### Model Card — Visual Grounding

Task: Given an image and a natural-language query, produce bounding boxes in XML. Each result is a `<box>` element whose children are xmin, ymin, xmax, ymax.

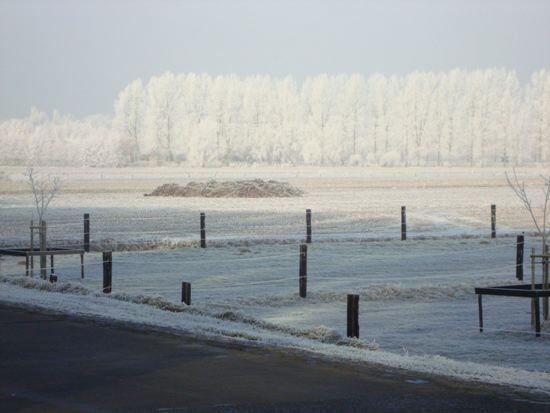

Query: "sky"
<box><xmin>0</xmin><ymin>0</ymin><xmax>549</xmax><ymax>120</ymax></box>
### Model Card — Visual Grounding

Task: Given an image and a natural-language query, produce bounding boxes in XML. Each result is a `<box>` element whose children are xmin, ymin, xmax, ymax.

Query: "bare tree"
<box><xmin>505</xmin><ymin>168</ymin><xmax>550</xmax><ymax>250</ymax></box>
<box><xmin>25</xmin><ymin>168</ymin><xmax>61</xmax><ymax>280</ymax></box>
<box><xmin>506</xmin><ymin>168</ymin><xmax>550</xmax><ymax>321</ymax></box>
<box><xmin>26</xmin><ymin>168</ymin><xmax>62</xmax><ymax>224</ymax></box>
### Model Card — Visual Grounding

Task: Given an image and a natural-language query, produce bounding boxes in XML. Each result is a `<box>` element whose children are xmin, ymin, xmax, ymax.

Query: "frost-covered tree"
<box><xmin>338</xmin><ymin>74</ymin><xmax>366</xmax><ymax>163</ymax></box>
<box><xmin>0</xmin><ymin>69</ymin><xmax>546</xmax><ymax>167</ymax></box>
<box><xmin>526</xmin><ymin>69</ymin><xmax>550</xmax><ymax>163</ymax></box>
<box><xmin>143</xmin><ymin>73</ymin><xmax>181</xmax><ymax>163</ymax></box>
<box><xmin>113</xmin><ymin>79</ymin><xmax>145</xmax><ymax>163</ymax></box>
<box><xmin>302</xmin><ymin>74</ymin><xmax>336</xmax><ymax>165</ymax></box>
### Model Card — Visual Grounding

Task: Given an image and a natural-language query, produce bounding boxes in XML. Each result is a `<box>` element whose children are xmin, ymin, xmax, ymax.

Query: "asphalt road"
<box><xmin>0</xmin><ymin>305</ymin><xmax>548</xmax><ymax>412</ymax></box>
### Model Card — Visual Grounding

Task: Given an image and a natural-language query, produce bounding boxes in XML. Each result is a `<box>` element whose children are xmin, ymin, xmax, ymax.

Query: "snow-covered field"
<box><xmin>1</xmin><ymin>166</ymin><xmax>550</xmax><ymax>395</ymax></box>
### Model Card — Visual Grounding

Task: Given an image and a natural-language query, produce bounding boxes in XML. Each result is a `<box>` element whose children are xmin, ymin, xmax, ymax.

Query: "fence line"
<box><xmin>4</xmin><ymin>234</ymin><xmax>532</xmax><ymax>248</ymax></box>
<box><xmin>0</xmin><ymin>259</ymin><xmax>521</xmax><ymax>287</ymax></box>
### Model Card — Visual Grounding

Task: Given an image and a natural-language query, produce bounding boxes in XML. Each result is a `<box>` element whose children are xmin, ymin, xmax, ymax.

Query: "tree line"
<box><xmin>0</xmin><ymin>69</ymin><xmax>548</xmax><ymax>167</ymax></box>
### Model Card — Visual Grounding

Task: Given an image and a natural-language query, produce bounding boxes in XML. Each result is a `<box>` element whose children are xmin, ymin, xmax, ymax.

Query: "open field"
<box><xmin>1</xmin><ymin>166</ymin><xmax>550</xmax><ymax>394</ymax></box>
<box><xmin>1</xmin><ymin>166</ymin><xmax>550</xmax><ymax>242</ymax></box>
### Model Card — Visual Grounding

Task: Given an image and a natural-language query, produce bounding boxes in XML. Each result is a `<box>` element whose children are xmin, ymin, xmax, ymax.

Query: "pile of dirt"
<box><xmin>145</xmin><ymin>179</ymin><xmax>304</xmax><ymax>198</ymax></box>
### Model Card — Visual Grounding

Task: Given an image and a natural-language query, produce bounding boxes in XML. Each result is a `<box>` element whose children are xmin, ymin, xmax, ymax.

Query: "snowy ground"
<box><xmin>1</xmin><ymin>166</ymin><xmax>550</xmax><ymax>394</ymax></box>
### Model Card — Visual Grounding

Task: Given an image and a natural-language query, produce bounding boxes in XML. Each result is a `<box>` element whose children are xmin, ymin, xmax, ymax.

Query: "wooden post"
<box><xmin>535</xmin><ymin>297</ymin><xmax>541</xmax><ymax>337</ymax></box>
<box><xmin>544</xmin><ymin>244</ymin><xmax>549</xmax><ymax>321</ymax></box>
<box><xmin>299</xmin><ymin>244</ymin><xmax>307</xmax><ymax>298</ymax></box>
<box><xmin>401</xmin><ymin>206</ymin><xmax>406</xmax><ymax>241</ymax></box>
<box><xmin>49</xmin><ymin>254</ymin><xmax>57</xmax><ymax>283</ymax></box>
<box><xmin>531</xmin><ymin>247</ymin><xmax>536</xmax><ymax>326</ymax></box>
<box><xmin>491</xmin><ymin>204</ymin><xmax>496</xmax><ymax>239</ymax></box>
<box><xmin>306</xmin><ymin>209</ymin><xmax>312</xmax><ymax>244</ymax></box>
<box><xmin>181</xmin><ymin>282</ymin><xmax>191</xmax><ymax>305</ymax></box>
<box><xmin>200</xmin><ymin>212</ymin><xmax>206</xmax><ymax>248</ymax></box>
<box><xmin>347</xmin><ymin>294</ymin><xmax>360</xmax><ymax>338</ymax></box>
<box><xmin>84</xmin><ymin>213</ymin><xmax>90</xmax><ymax>252</ymax></box>
<box><xmin>478</xmin><ymin>294</ymin><xmax>483</xmax><ymax>332</ymax></box>
<box><xmin>516</xmin><ymin>234</ymin><xmax>524</xmax><ymax>281</ymax></box>
<box><xmin>29</xmin><ymin>220</ymin><xmax>34</xmax><ymax>277</ymax></box>
<box><xmin>102</xmin><ymin>251</ymin><xmax>112</xmax><ymax>293</ymax></box>
<box><xmin>25</xmin><ymin>254</ymin><xmax>29</xmax><ymax>277</ymax></box>
<box><xmin>39</xmin><ymin>220</ymin><xmax>47</xmax><ymax>280</ymax></box>
<box><xmin>80</xmin><ymin>253</ymin><xmax>84</xmax><ymax>279</ymax></box>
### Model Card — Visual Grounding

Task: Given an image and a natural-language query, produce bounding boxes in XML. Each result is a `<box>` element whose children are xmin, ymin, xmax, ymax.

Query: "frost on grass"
<box><xmin>1</xmin><ymin>274</ymin><xmax>90</xmax><ymax>295</ymax></box>
<box><xmin>0</xmin><ymin>275</ymin><xmax>187</xmax><ymax>313</ymax></box>
<box><xmin>0</xmin><ymin>275</ymin><xmax>379</xmax><ymax>350</ymax></box>
<box><xmin>145</xmin><ymin>179</ymin><xmax>304</xmax><ymax>198</ymax></box>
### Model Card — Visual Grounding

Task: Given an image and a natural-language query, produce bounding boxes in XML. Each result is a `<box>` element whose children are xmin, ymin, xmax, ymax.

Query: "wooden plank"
<box><xmin>0</xmin><ymin>248</ymin><xmax>84</xmax><ymax>257</ymax></box>
<box><xmin>474</xmin><ymin>287</ymin><xmax>550</xmax><ymax>298</ymax></box>
<box><xmin>476</xmin><ymin>283</ymin><xmax>545</xmax><ymax>290</ymax></box>
<box><xmin>0</xmin><ymin>249</ymin><xmax>29</xmax><ymax>257</ymax></box>
<box><xmin>25</xmin><ymin>249</ymin><xmax>85</xmax><ymax>256</ymax></box>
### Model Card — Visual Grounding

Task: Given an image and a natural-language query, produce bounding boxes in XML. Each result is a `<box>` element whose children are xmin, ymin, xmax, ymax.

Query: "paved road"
<box><xmin>0</xmin><ymin>305</ymin><xmax>548</xmax><ymax>412</ymax></box>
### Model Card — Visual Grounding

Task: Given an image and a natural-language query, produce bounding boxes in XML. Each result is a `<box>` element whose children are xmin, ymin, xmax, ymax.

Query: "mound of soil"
<box><xmin>145</xmin><ymin>179</ymin><xmax>304</xmax><ymax>198</ymax></box>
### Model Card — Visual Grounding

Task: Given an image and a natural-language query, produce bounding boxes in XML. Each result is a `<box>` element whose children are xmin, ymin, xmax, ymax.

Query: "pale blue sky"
<box><xmin>1</xmin><ymin>0</ymin><xmax>549</xmax><ymax>119</ymax></box>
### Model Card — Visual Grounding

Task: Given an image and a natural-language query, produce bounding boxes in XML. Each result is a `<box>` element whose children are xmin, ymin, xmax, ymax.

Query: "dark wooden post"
<box><xmin>200</xmin><ymin>213</ymin><xmax>206</xmax><ymax>248</ymax></box>
<box><xmin>544</xmin><ymin>244</ymin><xmax>549</xmax><ymax>321</ymax></box>
<box><xmin>544</xmin><ymin>244</ymin><xmax>549</xmax><ymax>280</ymax></box>
<box><xmin>306</xmin><ymin>209</ymin><xmax>312</xmax><ymax>244</ymax></box>
<box><xmin>30</xmin><ymin>219</ymin><xmax>34</xmax><ymax>277</ymax></box>
<box><xmin>401</xmin><ymin>206</ymin><xmax>407</xmax><ymax>241</ymax></box>
<box><xmin>347</xmin><ymin>294</ymin><xmax>360</xmax><ymax>338</ymax></box>
<box><xmin>299</xmin><ymin>244</ymin><xmax>307</xmax><ymax>298</ymax></box>
<box><xmin>516</xmin><ymin>234</ymin><xmax>524</xmax><ymax>281</ymax></box>
<box><xmin>477</xmin><ymin>294</ymin><xmax>483</xmax><ymax>332</ymax></box>
<box><xmin>102</xmin><ymin>251</ymin><xmax>112</xmax><ymax>293</ymax></box>
<box><xmin>83</xmin><ymin>213</ymin><xmax>90</xmax><ymax>252</ymax></box>
<box><xmin>181</xmin><ymin>282</ymin><xmax>191</xmax><ymax>305</ymax></box>
<box><xmin>49</xmin><ymin>254</ymin><xmax>57</xmax><ymax>283</ymax></box>
<box><xmin>534</xmin><ymin>297</ymin><xmax>541</xmax><ymax>337</ymax></box>
<box><xmin>491</xmin><ymin>204</ymin><xmax>496</xmax><ymax>239</ymax></box>
<box><xmin>531</xmin><ymin>247</ymin><xmax>536</xmax><ymax>326</ymax></box>
<box><xmin>39</xmin><ymin>220</ymin><xmax>47</xmax><ymax>280</ymax></box>
<box><xmin>80</xmin><ymin>253</ymin><xmax>84</xmax><ymax>279</ymax></box>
